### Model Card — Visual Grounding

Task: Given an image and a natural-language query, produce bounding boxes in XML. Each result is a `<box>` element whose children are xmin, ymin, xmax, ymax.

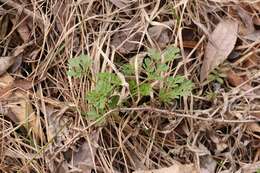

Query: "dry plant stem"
<box><xmin>77</xmin><ymin>107</ymin><xmax>260</xmax><ymax>136</ymax></box>
<box><xmin>0</xmin><ymin>0</ymin><xmax>46</xmax><ymax>25</ymax></box>
<box><xmin>118</xmin><ymin>107</ymin><xmax>259</xmax><ymax>123</ymax></box>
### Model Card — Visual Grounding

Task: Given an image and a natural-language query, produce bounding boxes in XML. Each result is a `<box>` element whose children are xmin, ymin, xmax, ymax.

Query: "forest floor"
<box><xmin>0</xmin><ymin>0</ymin><xmax>260</xmax><ymax>173</ymax></box>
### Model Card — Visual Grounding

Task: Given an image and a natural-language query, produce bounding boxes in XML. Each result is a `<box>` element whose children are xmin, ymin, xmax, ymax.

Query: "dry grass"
<box><xmin>0</xmin><ymin>0</ymin><xmax>260</xmax><ymax>172</ymax></box>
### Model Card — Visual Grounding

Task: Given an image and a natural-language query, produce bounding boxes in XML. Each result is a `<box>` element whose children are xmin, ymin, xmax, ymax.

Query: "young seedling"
<box><xmin>67</xmin><ymin>46</ymin><xmax>194</xmax><ymax>120</ymax></box>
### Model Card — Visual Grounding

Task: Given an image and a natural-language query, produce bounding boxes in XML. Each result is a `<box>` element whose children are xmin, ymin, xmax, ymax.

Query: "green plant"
<box><xmin>67</xmin><ymin>54</ymin><xmax>92</xmax><ymax>78</ymax></box>
<box><xmin>159</xmin><ymin>75</ymin><xmax>193</xmax><ymax>103</ymax></box>
<box><xmin>208</xmin><ymin>69</ymin><xmax>226</xmax><ymax>84</ymax></box>
<box><xmin>85</xmin><ymin>72</ymin><xmax>121</xmax><ymax>120</ymax></box>
<box><xmin>67</xmin><ymin>46</ymin><xmax>193</xmax><ymax>120</ymax></box>
<box><xmin>128</xmin><ymin>46</ymin><xmax>193</xmax><ymax>103</ymax></box>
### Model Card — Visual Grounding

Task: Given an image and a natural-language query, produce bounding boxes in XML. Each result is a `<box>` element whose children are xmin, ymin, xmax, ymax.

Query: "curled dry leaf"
<box><xmin>133</xmin><ymin>163</ymin><xmax>198</xmax><ymax>173</ymax></box>
<box><xmin>200</xmin><ymin>19</ymin><xmax>238</xmax><ymax>81</ymax></box>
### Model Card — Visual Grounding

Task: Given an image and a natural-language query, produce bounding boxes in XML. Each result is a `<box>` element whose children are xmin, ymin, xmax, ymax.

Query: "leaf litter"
<box><xmin>200</xmin><ymin>19</ymin><xmax>239</xmax><ymax>81</ymax></box>
<box><xmin>0</xmin><ymin>1</ymin><xmax>260</xmax><ymax>173</ymax></box>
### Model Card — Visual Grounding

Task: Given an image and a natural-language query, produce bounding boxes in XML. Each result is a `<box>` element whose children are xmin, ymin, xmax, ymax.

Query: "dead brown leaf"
<box><xmin>247</xmin><ymin>123</ymin><xmax>260</xmax><ymax>133</ymax></box>
<box><xmin>147</xmin><ymin>21</ymin><xmax>173</xmax><ymax>48</ymax></box>
<box><xmin>70</xmin><ymin>132</ymin><xmax>99</xmax><ymax>173</ymax></box>
<box><xmin>0</xmin><ymin>56</ymin><xmax>16</xmax><ymax>76</ymax></box>
<box><xmin>200</xmin><ymin>19</ymin><xmax>238</xmax><ymax>81</ymax></box>
<box><xmin>200</xmin><ymin>155</ymin><xmax>217</xmax><ymax>173</ymax></box>
<box><xmin>0</xmin><ymin>14</ymin><xmax>9</xmax><ymax>39</ymax></box>
<box><xmin>109</xmin><ymin>0</ymin><xmax>136</xmax><ymax>9</ymax></box>
<box><xmin>111</xmin><ymin>30</ymin><xmax>142</xmax><ymax>54</ymax></box>
<box><xmin>226</xmin><ymin>69</ymin><xmax>252</xmax><ymax>91</ymax></box>
<box><xmin>236</xmin><ymin>6</ymin><xmax>255</xmax><ymax>35</ymax></box>
<box><xmin>226</xmin><ymin>70</ymin><xmax>245</xmax><ymax>87</ymax></box>
<box><xmin>253</xmin><ymin>16</ymin><xmax>260</xmax><ymax>26</ymax></box>
<box><xmin>243</xmin><ymin>30</ymin><xmax>260</xmax><ymax>42</ymax></box>
<box><xmin>8</xmin><ymin>91</ymin><xmax>45</xmax><ymax>141</ymax></box>
<box><xmin>10</xmin><ymin>17</ymin><xmax>30</xmax><ymax>42</ymax></box>
<box><xmin>0</xmin><ymin>73</ymin><xmax>44</xmax><ymax>141</ymax></box>
<box><xmin>0</xmin><ymin>73</ymin><xmax>14</xmax><ymax>88</ymax></box>
<box><xmin>133</xmin><ymin>163</ymin><xmax>198</xmax><ymax>173</ymax></box>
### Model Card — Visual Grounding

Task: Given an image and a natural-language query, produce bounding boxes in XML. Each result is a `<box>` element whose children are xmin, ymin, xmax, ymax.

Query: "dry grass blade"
<box><xmin>133</xmin><ymin>163</ymin><xmax>197</xmax><ymax>173</ymax></box>
<box><xmin>200</xmin><ymin>19</ymin><xmax>238</xmax><ymax>81</ymax></box>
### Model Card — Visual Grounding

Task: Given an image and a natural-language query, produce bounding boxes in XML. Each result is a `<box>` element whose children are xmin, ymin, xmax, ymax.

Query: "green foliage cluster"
<box><xmin>67</xmin><ymin>54</ymin><xmax>92</xmax><ymax>78</ymax></box>
<box><xmin>67</xmin><ymin>46</ymin><xmax>193</xmax><ymax>120</ymax></box>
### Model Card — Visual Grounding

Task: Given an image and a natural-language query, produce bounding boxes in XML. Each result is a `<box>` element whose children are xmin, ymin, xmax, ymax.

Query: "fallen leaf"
<box><xmin>0</xmin><ymin>14</ymin><xmax>9</xmax><ymax>39</ymax></box>
<box><xmin>200</xmin><ymin>19</ymin><xmax>238</xmax><ymax>81</ymax></box>
<box><xmin>247</xmin><ymin>123</ymin><xmax>260</xmax><ymax>133</ymax></box>
<box><xmin>111</xmin><ymin>17</ymin><xmax>142</xmax><ymax>54</ymax></box>
<box><xmin>148</xmin><ymin>21</ymin><xmax>173</xmax><ymax>48</ymax></box>
<box><xmin>200</xmin><ymin>155</ymin><xmax>217</xmax><ymax>173</ymax></box>
<box><xmin>0</xmin><ymin>73</ymin><xmax>14</xmax><ymax>88</ymax></box>
<box><xmin>253</xmin><ymin>16</ymin><xmax>260</xmax><ymax>26</ymax></box>
<box><xmin>133</xmin><ymin>163</ymin><xmax>198</xmax><ymax>173</ymax></box>
<box><xmin>111</xmin><ymin>30</ymin><xmax>142</xmax><ymax>54</ymax></box>
<box><xmin>226</xmin><ymin>70</ymin><xmax>245</xmax><ymax>87</ymax></box>
<box><xmin>0</xmin><ymin>56</ymin><xmax>16</xmax><ymax>76</ymax></box>
<box><xmin>0</xmin><ymin>73</ymin><xmax>44</xmax><ymax>141</ymax></box>
<box><xmin>70</xmin><ymin>131</ymin><xmax>100</xmax><ymax>173</ymax></box>
<box><xmin>236</xmin><ymin>6</ymin><xmax>255</xmax><ymax>35</ymax></box>
<box><xmin>226</xmin><ymin>69</ymin><xmax>252</xmax><ymax>91</ymax></box>
<box><xmin>8</xmin><ymin>91</ymin><xmax>45</xmax><ymax>141</ymax></box>
<box><xmin>243</xmin><ymin>30</ymin><xmax>260</xmax><ymax>42</ymax></box>
<box><xmin>109</xmin><ymin>0</ymin><xmax>136</xmax><ymax>8</ymax></box>
<box><xmin>242</xmin><ymin>55</ymin><xmax>258</xmax><ymax>68</ymax></box>
<box><xmin>10</xmin><ymin>17</ymin><xmax>30</xmax><ymax>42</ymax></box>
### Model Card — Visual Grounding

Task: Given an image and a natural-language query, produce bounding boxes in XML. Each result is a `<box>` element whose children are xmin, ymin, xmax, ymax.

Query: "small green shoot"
<box><xmin>67</xmin><ymin>54</ymin><xmax>92</xmax><ymax>78</ymax></box>
<box><xmin>208</xmin><ymin>69</ymin><xmax>226</xmax><ymax>84</ymax></box>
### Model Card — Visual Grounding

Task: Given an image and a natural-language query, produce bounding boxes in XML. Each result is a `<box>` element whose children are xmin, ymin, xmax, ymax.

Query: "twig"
<box><xmin>118</xmin><ymin>107</ymin><xmax>260</xmax><ymax>123</ymax></box>
<box><xmin>80</xmin><ymin>107</ymin><xmax>260</xmax><ymax>131</ymax></box>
